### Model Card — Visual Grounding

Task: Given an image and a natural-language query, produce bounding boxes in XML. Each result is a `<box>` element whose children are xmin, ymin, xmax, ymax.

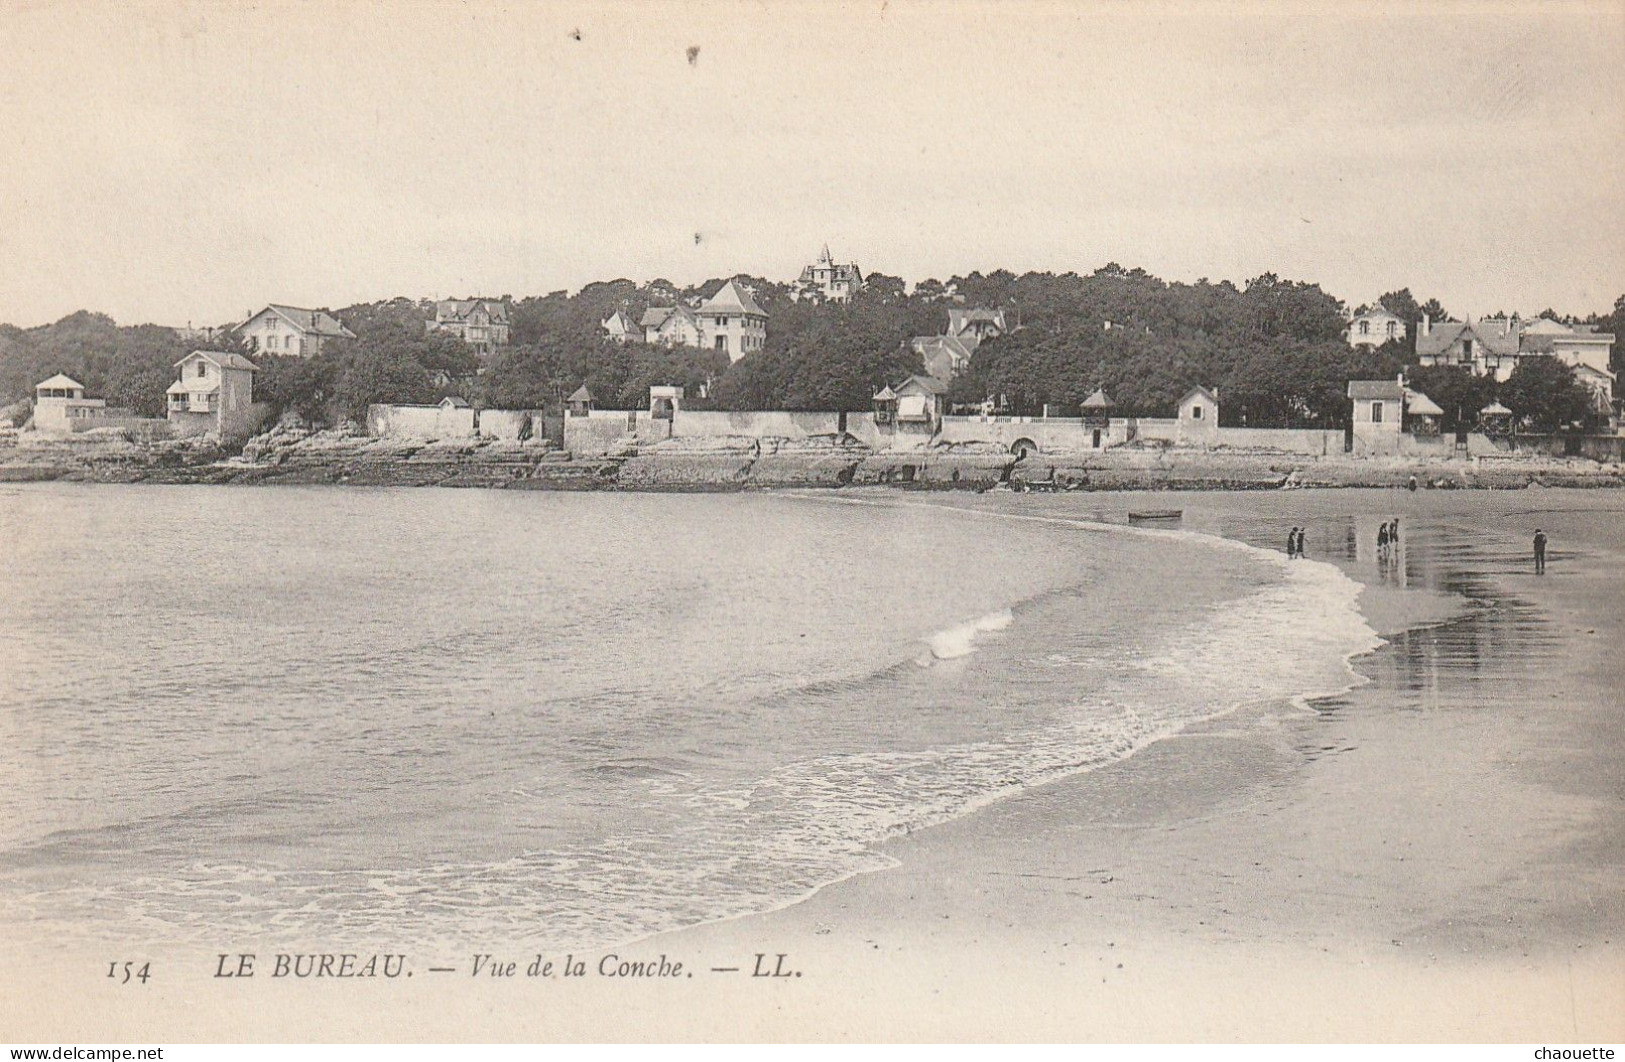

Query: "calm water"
<box><xmin>0</xmin><ymin>484</ymin><xmax>1377</xmax><ymax>953</ymax></box>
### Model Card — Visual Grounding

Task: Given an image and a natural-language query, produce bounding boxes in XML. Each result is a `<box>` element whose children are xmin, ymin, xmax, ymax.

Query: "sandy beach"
<box><xmin>616</xmin><ymin>489</ymin><xmax>1625</xmax><ymax>1041</ymax></box>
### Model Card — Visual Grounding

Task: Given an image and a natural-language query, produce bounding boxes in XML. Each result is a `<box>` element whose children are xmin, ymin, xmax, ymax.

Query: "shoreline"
<box><xmin>3</xmin><ymin>425</ymin><xmax>1625</xmax><ymax>492</ymax></box>
<box><xmin>618</xmin><ymin>489</ymin><xmax>1625</xmax><ymax>1040</ymax></box>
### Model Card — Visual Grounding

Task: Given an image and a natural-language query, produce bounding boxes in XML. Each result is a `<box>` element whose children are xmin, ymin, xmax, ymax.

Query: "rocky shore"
<box><xmin>3</xmin><ymin>423</ymin><xmax>1623</xmax><ymax>492</ymax></box>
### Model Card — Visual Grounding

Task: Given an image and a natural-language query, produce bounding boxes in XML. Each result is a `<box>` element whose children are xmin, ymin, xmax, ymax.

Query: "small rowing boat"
<box><xmin>1127</xmin><ymin>509</ymin><xmax>1182</xmax><ymax>523</ymax></box>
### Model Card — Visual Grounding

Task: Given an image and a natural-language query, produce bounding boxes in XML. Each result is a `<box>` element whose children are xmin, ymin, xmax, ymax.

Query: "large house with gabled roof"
<box><xmin>641</xmin><ymin>303</ymin><xmax>704</xmax><ymax>347</ymax></box>
<box><xmin>237</xmin><ymin>305</ymin><xmax>355</xmax><ymax>358</ymax></box>
<box><xmin>911</xmin><ymin>306</ymin><xmax>1011</xmax><ymax>382</ymax></box>
<box><xmin>640</xmin><ymin>279</ymin><xmax>768</xmax><ymax>362</ymax></box>
<box><xmin>1417</xmin><ymin>313</ymin><xmax>1616</xmax><ymax>404</ymax></box>
<box><xmin>428</xmin><ymin>298</ymin><xmax>510</xmax><ymax>353</ymax></box>
<box><xmin>698</xmin><ymin>279</ymin><xmax>767</xmax><ymax>361</ymax></box>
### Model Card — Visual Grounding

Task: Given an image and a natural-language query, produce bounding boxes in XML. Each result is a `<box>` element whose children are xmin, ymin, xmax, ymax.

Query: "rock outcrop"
<box><xmin>3</xmin><ymin>423</ymin><xmax>1622</xmax><ymax>493</ymax></box>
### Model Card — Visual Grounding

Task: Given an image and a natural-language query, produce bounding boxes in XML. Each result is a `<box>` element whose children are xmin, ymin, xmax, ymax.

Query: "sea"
<box><xmin>0</xmin><ymin>484</ymin><xmax>1380</xmax><ymax>955</ymax></box>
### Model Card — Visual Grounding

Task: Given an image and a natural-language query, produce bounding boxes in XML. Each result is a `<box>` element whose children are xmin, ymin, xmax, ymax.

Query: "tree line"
<box><xmin>3</xmin><ymin>270</ymin><xmax>1621</xmax><ymax>433</ymax></box>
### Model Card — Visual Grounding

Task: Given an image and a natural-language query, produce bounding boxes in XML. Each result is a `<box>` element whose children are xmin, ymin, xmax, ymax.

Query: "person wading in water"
<box><xmin>1534</xmin><ymin>529</ymin><xmax>1548</xmax><ymax>574</ymax></box>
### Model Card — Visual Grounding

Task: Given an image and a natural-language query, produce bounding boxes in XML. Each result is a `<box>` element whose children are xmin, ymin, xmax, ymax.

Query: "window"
<box><xmin>1191</xmin><ymin>405</ymin><xmax>1202</xmax><ymax>419</ymax></box>
<box><xmin>196</xmin><ymin>362</ymin><xmax>207</xmax><ymax>378</ymax></box>
<box><xmin>1358</xmin><ymin>321</ymin><xmax>1370</xmax><ymax>335</ymax></box>
<box><xmin>1371</xmin><ymin>401</ymin><xmax>1384</xmax><ymax>424</ymax></box>
<box><xmin>715</xmin><ymin>336</ymin><xmax>728</xmax><ymax>352</ymax></box>
<box><xmin>1386</xmin><ymin>321</ymin><xmax>1398</xmax><ymax>337</ymax></box>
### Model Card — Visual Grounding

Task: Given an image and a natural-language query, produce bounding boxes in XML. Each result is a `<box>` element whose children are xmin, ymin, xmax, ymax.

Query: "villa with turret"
<box><xmin>792</xmin><ymin>245</ymin><xmax>863</xmax><ymax>303</ymax></box>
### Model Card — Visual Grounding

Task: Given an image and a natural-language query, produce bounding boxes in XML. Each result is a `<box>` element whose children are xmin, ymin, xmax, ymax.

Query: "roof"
<box><xmin>438</xmin><ymin>395</ymin><xmax>471</xmax><ymax>409</ymax></box>
<box><xmin>1417</xmin><ymin>317</ymin><xmax>1520</xmax><ymax>359</ymax></box>
<box><xmin>35</xmin><ymin>373</ymin><xmax>85</xmax><ymax>391</ymax></box>
<box><xmin>436</xmin><ymin>299</ymin><xmax>509</xmax><ymax>324</ymax></box>
<box><xmin>872</xmin><ymin>385</ymin><xmax>898</xmax><ymax>401</ymax></box>
<box><xmin>911</xmin><ymin>334</ymin><xmax>975</xmax><ymax>366</ymax></box>
<box><xmin>1179</xmin><ymin>385</ymin><xmax>1218</xmax><ymax>406</ymax></box>
<box><xmin>1081</xmin><ymin>388</ymin><xmax>1115</xmax><ymax>409</ymax></box>
<box><xmin>602</xmin><ymin>311</ymin><xmax>637</xmax><ymax>331</ymax></box>
<box><xmin>1348</xmin><ymin>380</ymin><xmax>1405</xmax><ymax>401</ymax></box>
<box><xmin>249</xmin><ymin>305</ymin><xmax>356</xmax><ymax>339</ymax></box>
<box><xmin>175</xmin><ymin>350</ymin><xmax>260</xmax><ymax>372</ymax></box>
<box><xmin>1480</xmin><ymin>401</ymin><xmax>1513</xmax><ymax>415</ymax></box>
<box><xmin>642</xmin><ymin>304</ymin><xmax>698</xmax><ymax>332</ymax></box>
<box><xmin>701</xmin><ymin>279</ymin><xmax>767</xmax><ymax>317</ymax></box>
<box><xmin>1350</xmin><ymin>304</ymin><xmax>1404</xmax><ymax>322</ymax></box>
<box><xmin>568</xmin><ymin>384</ymin><xmax>594</xmax><ymax>403</ymax></box>
<box><xmin>1404</xmin><ymin>390</ymin><xmax>1445</xmax><ymax>416</ymax></box>
<box><xmin>946</xmin><ymin>308</ymin><xmax>1007</xmax><ymax>336</ymax></box>
<box><xmin>1519</xmin><ymin>330</ymin><xmax>1615</xmax><ymax>354</ymax></box>
<box><xmin>895</xmin><ymin>374</ymin><xmax>949</xmax><ymax>396</ymax></box>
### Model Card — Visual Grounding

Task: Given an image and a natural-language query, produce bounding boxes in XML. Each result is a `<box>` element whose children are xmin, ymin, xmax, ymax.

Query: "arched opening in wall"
<box><xmin>1011</xmin><ymin>438</ymin><xmax>1038</xmax><ymax>459</ymax></box>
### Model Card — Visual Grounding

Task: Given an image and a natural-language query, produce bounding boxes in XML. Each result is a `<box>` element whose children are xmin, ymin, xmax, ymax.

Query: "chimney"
<box><xmin>1421</xmin><ymin>313</ymin><xmax>1430</xmax><ymax>337</ymax></box>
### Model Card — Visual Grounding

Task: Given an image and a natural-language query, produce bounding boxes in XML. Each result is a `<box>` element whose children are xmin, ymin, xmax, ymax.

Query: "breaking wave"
<box><xmin>924</xmin><ymin>608</ymin><xmax>1014</xmax><ymax>661</ymax></box>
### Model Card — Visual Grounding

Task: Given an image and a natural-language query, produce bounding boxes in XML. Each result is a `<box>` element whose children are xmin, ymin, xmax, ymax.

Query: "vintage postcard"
<box><xmin>0</xmin><ymin>0</ymin><xmax>1621</xmax><ymax>1045</ymax></box>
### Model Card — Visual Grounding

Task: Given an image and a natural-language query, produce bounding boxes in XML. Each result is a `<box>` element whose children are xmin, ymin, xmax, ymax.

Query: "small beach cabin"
<box><xmin>1347</xmin><ymin>378</ymin><xmax>1405</xmax><ymax>455</ymax></box>
<box><xmin>567</xmin><ymin>384</ymin><xmax>594</xmax><ymax>417</ymax></box>
<box><xmin>1478</xmin><ymin>400</ymin><xmax>1513</xmax><ymax>437</ymax></box>
<box><xmin>1176</xmin><ymin>386</ymin><xmax>1219</xmax><ymax>447</ymax></box>
<box><xmin>1081</xmin><ymin>388</ymin><xmax>1114</xmax><ymax>449</ymax></box>
<box><xmin>1403</xmin><ymin>388</ymin><xmax>1444</xmax><ymax>437</ymax></box>
<box><xmin>33</xmin><ymin>374</ymin><xmax>108</xmax><ymax>433</ymax></box>
<box><xmin>872</xmin><ymin>385</ymin><xmax>898</xmax><ymax>426</ymax></box>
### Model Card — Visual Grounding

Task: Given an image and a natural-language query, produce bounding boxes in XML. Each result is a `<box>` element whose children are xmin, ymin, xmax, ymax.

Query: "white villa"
<box><xmin>32</xmin><ymin>374</ymin><xmax>108</xmax><ymax>433</ymax></box>
<box><xmin>238</xmin><ymin>305</ymin><xmax>355</xmax><ymax>358</ymax></box>
<box><xmin>640</xmin><ymin>279</ymin><xmax>768</xmax><ymax>362</ymax></box>
<box><xmin>793</xmin><ymin>245</ymin><xmax>864</xmax><ymax>303</ymax></box>
<box><xmin>167</xmin><ymin>350</ymin><xmax>260</xmax><ymax>436</ymax></box>
<box><xmin>601</xmin><ymin>310</ymin><xmax>640</xmax><ymax>344</ymax></box>
<box><xmin>1417</xmin><ymin>314</ymin><xmax>1616</xmax><ymax>404</ymax></box>
<box><xmin>1345</xmin><ymin>304</ymin><xmax>1407</xmax><ymax>348</ymax></box>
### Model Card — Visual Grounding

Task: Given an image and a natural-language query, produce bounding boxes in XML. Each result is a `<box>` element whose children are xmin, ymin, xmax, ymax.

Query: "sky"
<box><xmin>1</xmin><ymin>0</ymin><xmax>1622</xmax><ymax>328</ymax></box>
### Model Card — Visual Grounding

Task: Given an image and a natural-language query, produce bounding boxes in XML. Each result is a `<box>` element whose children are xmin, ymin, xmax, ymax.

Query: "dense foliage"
<box><xmin>2</xmin><ymin>269</ymin><xmax>1619</xmax><ymax>432</ymax></box>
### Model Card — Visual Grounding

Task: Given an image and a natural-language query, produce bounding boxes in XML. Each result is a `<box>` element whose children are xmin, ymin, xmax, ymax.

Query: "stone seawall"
<box><xmin>3</xmin><ymin>426</ymin><xmax>1623</xmax><ymax>492</ymax></box>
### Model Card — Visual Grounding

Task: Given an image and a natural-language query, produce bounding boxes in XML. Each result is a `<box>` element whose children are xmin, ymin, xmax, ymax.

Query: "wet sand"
<box><xmin>627</xmin><ymin>489</ymin><xmax>1625</xmax><ymax>1040</ymax></box>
